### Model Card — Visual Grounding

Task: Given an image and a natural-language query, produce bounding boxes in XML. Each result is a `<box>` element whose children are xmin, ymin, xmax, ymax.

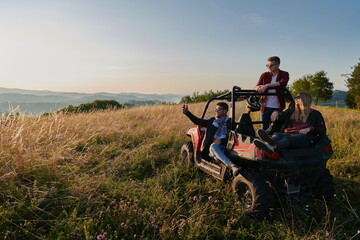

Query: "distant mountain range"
<box><xmin>317</xmin><ymin>90</ymin><xmax>347</xmax><ymax>108</ymax></box>
<box><xmin>0</xmin><ymin>87</ymin><xmax>183</xmax><ymax>114</ymax></box>
<box><xmin>0</xmin><ymin>87</ymin><xmax>348</xmax><ymax>115</ymax></box>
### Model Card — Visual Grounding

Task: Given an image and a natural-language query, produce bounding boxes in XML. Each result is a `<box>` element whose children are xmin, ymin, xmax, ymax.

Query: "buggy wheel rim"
<box><xmin>236</xmin><ymin>182</ymin><xmax>253</xmax><ymax>209</ymax></box>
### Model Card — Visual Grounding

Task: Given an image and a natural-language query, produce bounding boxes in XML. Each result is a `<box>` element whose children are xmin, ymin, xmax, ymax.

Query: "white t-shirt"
<box><xmin>265</xmin><ymin>75</ymin><xmax>280</xmax><ymax>109</ymax></box>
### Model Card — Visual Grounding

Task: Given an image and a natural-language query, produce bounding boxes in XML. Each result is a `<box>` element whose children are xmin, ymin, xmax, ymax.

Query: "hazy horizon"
<box><xmin>1</xmin><ymin>0</ymin><xmax>359</xmax><ymax>94</ymax></box>
<box><xmin>0</xmin><ymin>85</ymin><xmax>348</xmax><ymax>96</ymax></box>
<box><xmin>0</xmin><ymin>86</ymin><xmax>185</xmax><ymax>95</ymax></box>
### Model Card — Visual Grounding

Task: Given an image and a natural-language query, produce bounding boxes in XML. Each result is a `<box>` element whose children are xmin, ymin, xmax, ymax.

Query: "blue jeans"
<box><xmin>261</xmin><ymin>107</ymin><xmax>278</xmax><ymax>130</ymax></box>
<box><xmin>209</xmin><ymin>143</ymin><xmax>231</xmax><ymax>165</ymax></box>
<box><xmin>271</xmin><ymin>133</ymin><xmax>312</xmax><ymax>149</ymax></box>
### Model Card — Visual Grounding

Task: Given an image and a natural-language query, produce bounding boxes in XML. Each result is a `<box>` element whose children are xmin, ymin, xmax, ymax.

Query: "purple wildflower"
<box><xmin>120</xmin><ymin>222</ymin><xmax>126</xmax><ymax>228</ymax></box>
<box><xmin>96</xmin><ymin>232</ymin><xmax>107</xmax><ymax>240</ymax></box>
<box><xmin>358</xmin><ymin>230</ymin><xmax>360</xmax><ymax>234</ymax></box>
<box><xmin>208</xmin><ymin>196</ymin><xmax>213</xmax><ymax>200</ymax></box>
<box><xmin>198</xmin><ymin>195</ymin><xmax>203</xmax><ymax>200</ymax></box>
<box><xmin>192</xmin><ymin>196</ymin><xmax>198</xmax><ymax>201</ymax></box>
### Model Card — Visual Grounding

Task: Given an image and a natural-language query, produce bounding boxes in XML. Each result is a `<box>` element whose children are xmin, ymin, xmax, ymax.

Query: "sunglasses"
<box><xmin>214</xmin><ymin>108</ymin><xmax>224</xmax><ymax>112</ymax></box>
<box><xmin>266</xmin><ymin>63</ymin><xmax>277</xmax><ymax>68</ymax></box>
<box><xmin>294</xmin><ymin>96</ymin><xmax>301</xmax><ymax>100</ymax></box>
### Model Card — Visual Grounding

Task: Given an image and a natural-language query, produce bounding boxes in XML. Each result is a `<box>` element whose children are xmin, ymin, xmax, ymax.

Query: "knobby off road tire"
<box><xmin>180</xmin><ymin>142</ymin><xmax>194</xmax><ymax>166</ymax></box>
<box><xmin>313</xmin><ymin>169</ymin><xmax>335</xmax><ymax>203</ymax></box>
<box><xmin>232</xmin><ymin>168</ymin><xmax>274</xmax><ymax>219</ymax></box>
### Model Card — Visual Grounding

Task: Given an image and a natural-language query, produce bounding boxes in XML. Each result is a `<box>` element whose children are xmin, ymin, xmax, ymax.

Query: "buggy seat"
<box><xmin>234</xmin><ymin>112</ymin><xmax>256</xmax><ymax>137</ymax></box>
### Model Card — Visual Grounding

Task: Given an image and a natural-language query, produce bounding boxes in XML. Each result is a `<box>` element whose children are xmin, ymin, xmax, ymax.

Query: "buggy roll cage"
<box><xmin>201</xmin><ymin>86</ymin><xmax>294</xmax><ymax>130</ymax></box>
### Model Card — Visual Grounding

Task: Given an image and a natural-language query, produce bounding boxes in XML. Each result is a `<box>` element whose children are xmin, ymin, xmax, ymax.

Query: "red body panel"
<box><xmin>229</xmin><ymin>131</ymin><xmax>260</xmax><ymax>161</ymax></box>
<box><xmin>187</xmin><ymin>126</ymin><xmax>205</xmax><ymax>151</ymax></box>
<box><xmin>233</xmin><ymin>142</ymin><xmax>255</xmax><ymax>152</ymax></box>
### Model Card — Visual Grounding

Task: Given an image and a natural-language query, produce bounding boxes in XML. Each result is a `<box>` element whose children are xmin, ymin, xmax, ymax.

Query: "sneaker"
<box><xmin>257</xmin><ymin>129</ymin><xmax>277</xmax><ymax>146</ymax></box>
<box><xmin>228</xmin><ymin>162</ymin><xmax>240</xmax><ymax>176</ymax></box>
<box><xmin>254</xmin><ymin>139</ymin><xmax>275</xmax><ymax>154</ymax></box>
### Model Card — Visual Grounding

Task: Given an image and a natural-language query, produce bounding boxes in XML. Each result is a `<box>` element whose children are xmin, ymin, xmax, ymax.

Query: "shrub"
<box><xmin>60</xmin><ymin>100</ymin><xmax>124</xmax><ymax>113</ymax></box>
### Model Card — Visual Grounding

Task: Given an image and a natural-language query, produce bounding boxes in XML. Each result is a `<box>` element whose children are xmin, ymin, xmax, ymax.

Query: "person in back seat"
<box><xmin>182</xmin><ymin>102</ymin><xmax>240</xmax><ymax>176</ymax></box>
<box><xmin>254</xmin><ymin>92</ymin><xmax>327</xmax><ymax>154</ymax></box>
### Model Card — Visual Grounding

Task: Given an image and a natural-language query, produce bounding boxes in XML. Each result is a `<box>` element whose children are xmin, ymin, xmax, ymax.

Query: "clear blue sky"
<box><xmin>0</xmin><ymin>0</ymin><xmax>359</xmax><ymax>94</ymax></box>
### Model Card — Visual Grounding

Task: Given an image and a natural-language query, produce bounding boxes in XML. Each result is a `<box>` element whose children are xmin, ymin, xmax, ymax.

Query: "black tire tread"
<box><xmin>232</xmin><ymin>168</ymin><xmax>274</xmax><ymax>218</ymax></box>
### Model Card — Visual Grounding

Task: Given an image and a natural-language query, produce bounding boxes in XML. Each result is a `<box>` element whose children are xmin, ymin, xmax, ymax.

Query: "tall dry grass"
<box><xmin>0</xmin><ymin>104</ymin><xmax>192</xmax><ymax>177</ymax></box>
<box><xmin>0</xmin><ymin>103</ymin><xmax>359</xmax><ymax>239</ymax></box>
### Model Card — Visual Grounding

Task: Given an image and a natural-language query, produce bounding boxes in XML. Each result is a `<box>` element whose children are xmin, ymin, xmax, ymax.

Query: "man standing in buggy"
<box><xmin>254</xmin><ymin>56</ymin><xmax>289</xmax><ymax>130</ymax></box>
<box><xmin>254</xmin><ymin>92</ymin><xmax>327</xmax><ymax>154</ymax></box>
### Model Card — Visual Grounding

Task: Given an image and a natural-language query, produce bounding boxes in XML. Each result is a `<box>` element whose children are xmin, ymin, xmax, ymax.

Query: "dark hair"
<box><xmin>267</xmin><ymin>56</ymin><xmax>280</xmax><ymax>64</ymax></box>
<box><xmin>216</xmin><ymin>102</ymin><xmax>229</xmax><ymax>111</ymax></box>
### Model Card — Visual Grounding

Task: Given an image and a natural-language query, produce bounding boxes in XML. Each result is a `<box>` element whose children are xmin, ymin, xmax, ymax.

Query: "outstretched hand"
<box><xmin>182</xmin><ymin>103</ymin><xmax>189</xmax><ymax>114</ymax></box>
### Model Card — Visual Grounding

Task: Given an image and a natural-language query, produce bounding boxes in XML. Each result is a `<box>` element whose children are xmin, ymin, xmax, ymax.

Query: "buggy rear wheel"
<box><xmin>180</xmin><ymin>142</ymin><xmax>194</xmax><ymax>166</ymax></box>
<box><xmin>232</xmin><ymin>168</ymin><xmax>274</xmax><ymax>219</ymax></box>
<box><xmin>313</xmin><ymin>169</ymin><xmax>335</xmax><ymax>203</ymax></box>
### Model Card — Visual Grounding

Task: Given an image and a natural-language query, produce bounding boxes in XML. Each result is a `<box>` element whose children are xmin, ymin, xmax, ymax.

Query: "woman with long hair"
<box><xmin>254</xmin><ymin>92</ymin><xmax>327</xmax><ymax>154</ymax></box>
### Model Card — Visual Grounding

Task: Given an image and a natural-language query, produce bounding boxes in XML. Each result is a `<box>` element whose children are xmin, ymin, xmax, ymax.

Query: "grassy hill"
<box><xmin>0</xmin><ymin>104</ymin><xmax>359</xmax><ymax>239</ymax></box>
<box><xmin>317</xmin><ymin>90</ymin><xmax>347</xmax><ymax>108</ymax></box>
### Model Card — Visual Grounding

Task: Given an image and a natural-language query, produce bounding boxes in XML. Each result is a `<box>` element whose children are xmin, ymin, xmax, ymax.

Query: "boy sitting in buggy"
<box><xmin>182</xmin><ymin>102</ymin><xmax>240</xmax><ymax>175</ymax></box>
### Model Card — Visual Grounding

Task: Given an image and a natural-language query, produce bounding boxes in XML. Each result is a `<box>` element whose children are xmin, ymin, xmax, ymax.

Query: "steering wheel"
<box><xmin>246</xmin><ymin>96</ymin><xmax>262</xmax><ymax>111</ymax></box>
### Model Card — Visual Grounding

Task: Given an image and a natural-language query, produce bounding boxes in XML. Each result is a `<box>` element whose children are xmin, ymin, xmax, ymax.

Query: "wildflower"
<box><xmin>120</xmin><ymin>222</ymin><xmax>126</xmax><ymax>228</ymax></box>
<box><xmin>198</xmin><ymin>195</ymin><xmax>203</xmax><ymax>200</ymax></box>
<box><xmin>208</xmin><ymin>196</ymin><xmax>213</xmax><ymax>200</ymax></box>
<box><xmin>192</xmin><ymin>196</ymin><xmax>198</xmax><ymax>201</ymax></box>
<box><xmin>358</xmin><ymin>230</ymin><xmax>360</xmax><ymax>234</ymax></box>
<box><xmin>97</xmin><ymin>232</ymin><xmax>107</xmax><ymax>240</ymax></box>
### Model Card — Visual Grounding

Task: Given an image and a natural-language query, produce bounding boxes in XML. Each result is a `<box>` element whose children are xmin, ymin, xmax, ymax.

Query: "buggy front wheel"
<box><xmin>180</xmin><ymin>142</ymin><xmax>194</xmax><ymax>166</ymax></box>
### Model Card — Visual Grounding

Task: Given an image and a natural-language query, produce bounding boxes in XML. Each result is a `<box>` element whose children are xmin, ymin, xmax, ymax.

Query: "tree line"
<box><xmin>59</xmin><ymin>100</ymin><xmax>124</xmax><ymax>113</ymax></box>
<box><xmin>180</xmin><ymin>90</ymin><xmax>230</xmax><ymax>103</ymax></box>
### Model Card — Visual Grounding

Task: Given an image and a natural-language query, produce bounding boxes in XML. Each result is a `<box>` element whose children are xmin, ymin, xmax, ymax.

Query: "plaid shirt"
<box><xmin>255</xmin><ymin>69</ymin><xmax>289</xmax><ymax>112</ymax></box>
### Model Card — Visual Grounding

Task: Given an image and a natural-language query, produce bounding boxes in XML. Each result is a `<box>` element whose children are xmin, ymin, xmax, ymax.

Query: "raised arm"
<box><xmin>182</xmin><ymin>104</ymin><xmax>210</xmax><ymax>127</ymax></box>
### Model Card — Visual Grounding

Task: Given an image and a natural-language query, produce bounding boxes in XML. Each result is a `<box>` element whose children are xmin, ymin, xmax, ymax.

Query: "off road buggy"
<box><xmin>180</xmin><ymin>86</ymin><xmax>335</xmax><ymax>218</ymax></box>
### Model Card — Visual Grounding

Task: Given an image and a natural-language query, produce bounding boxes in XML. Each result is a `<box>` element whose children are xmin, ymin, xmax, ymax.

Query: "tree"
<box><xmin>290</xmin><ymin>71</ymin><xmax>333</xmax><ymax>105</ymax></box>
<box><xmin>343</xmin><ymin>60</ymin><xmax>360</xmax><ymax>109</ymax></box>
<box><xmin>289</xmin><ymin>74</ymin><xmax>312</xmax><ymax>96</ymax></box>
<box><xmin>311</xmin><ymin>71</ymin><xmax>334</xmax><ymax>105</ymax></box>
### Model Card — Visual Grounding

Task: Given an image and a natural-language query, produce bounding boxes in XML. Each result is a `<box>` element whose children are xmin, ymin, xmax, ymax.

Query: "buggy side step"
<box><xmin>198</xmin><ymin>160</ymin><xmax>226</xmax><ymax>181</ymax></box>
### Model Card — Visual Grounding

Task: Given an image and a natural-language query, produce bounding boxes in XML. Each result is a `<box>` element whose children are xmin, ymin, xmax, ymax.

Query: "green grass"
<box><xmin>0</xmin><ymin>104</ymin><xmax>359</xmax><ymax>239</ymax></box>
